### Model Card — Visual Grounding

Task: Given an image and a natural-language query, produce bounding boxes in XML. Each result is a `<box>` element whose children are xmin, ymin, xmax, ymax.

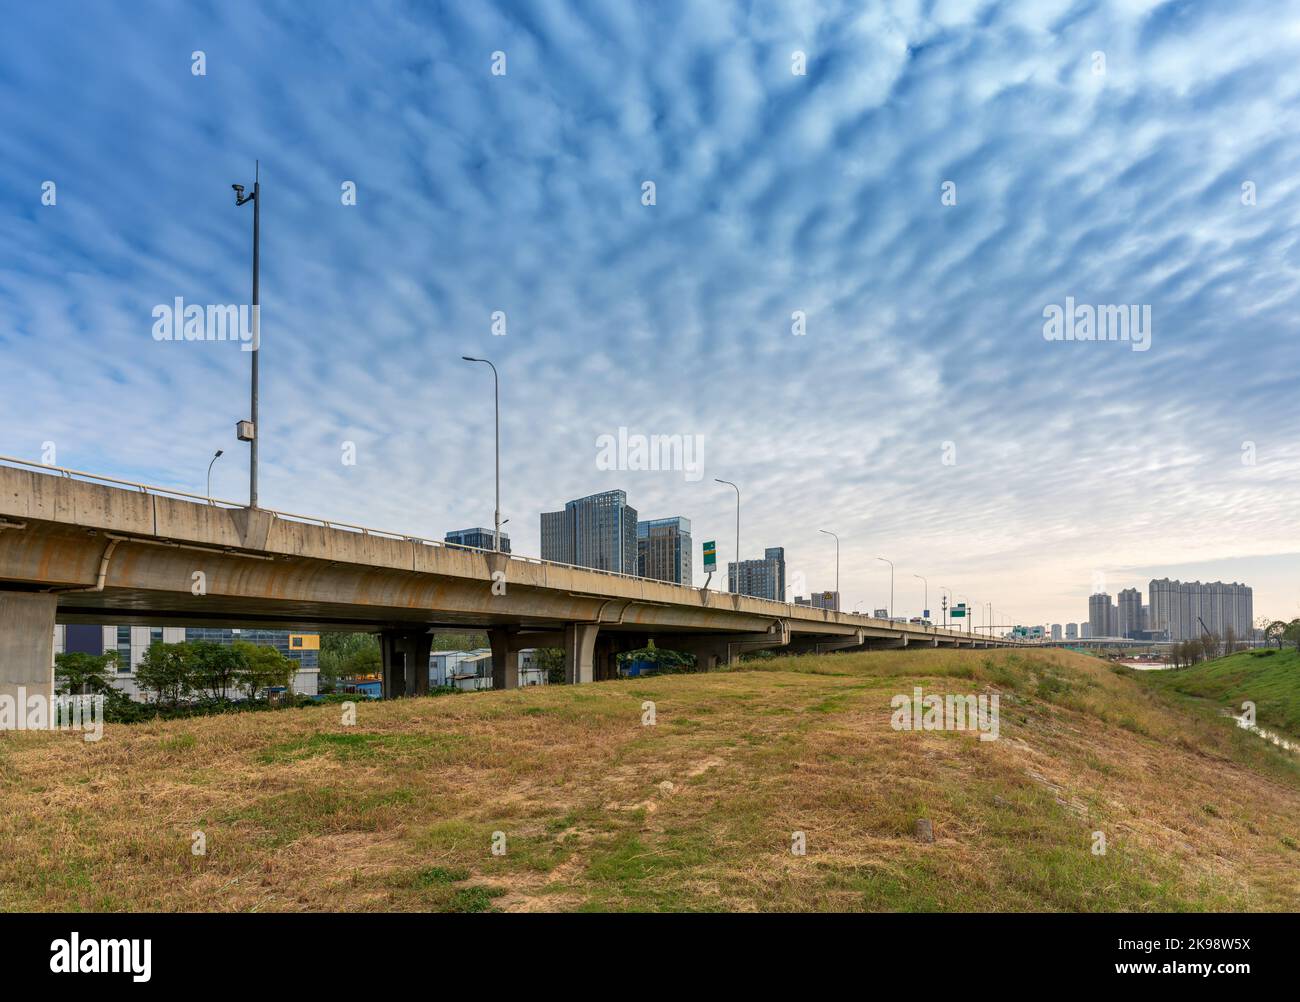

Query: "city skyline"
<box><xmin>3</xmin><ymin>2</ymin><xmax>1300</xmax><ymax>626</ymax></box>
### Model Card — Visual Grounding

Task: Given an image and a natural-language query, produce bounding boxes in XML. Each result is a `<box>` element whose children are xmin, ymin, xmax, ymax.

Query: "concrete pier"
<box><xmin>380</xmin><ymin>629</ymin><xmax>432</xmax><ymax>699</ymax></box>
<box><xmin>0</xmin><ymin>592</ymin><xmax>57</xmax><ymax>705</ymax></box>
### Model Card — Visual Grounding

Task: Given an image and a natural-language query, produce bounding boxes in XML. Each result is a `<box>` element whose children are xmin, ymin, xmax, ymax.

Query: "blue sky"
<box><xmin>2</xmin><ymin>0</ymin><xmax>1299</xmax><ymax>626</ymax></box>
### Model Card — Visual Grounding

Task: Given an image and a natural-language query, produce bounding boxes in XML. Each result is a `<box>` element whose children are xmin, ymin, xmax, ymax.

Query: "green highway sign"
<box><xmin>951</xmin><ymin>605</ymin><xmax>967</xmax><ymax>618</ymax></box>
<box><xmin>702</xmin><ymin>540</ymin><xmax>717</xmax><ymax>572</ymax></box>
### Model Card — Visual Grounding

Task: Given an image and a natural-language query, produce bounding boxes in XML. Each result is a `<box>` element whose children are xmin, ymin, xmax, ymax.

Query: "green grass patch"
<box><xmin>258</xmin><ymin>731</ymin><xmax>466</xmax><ymax>764</ymax></box>
<box><xmin>1144</xmin><ymin>649</ymin><xmax>1300</xmax><ymax>738</ymax></box>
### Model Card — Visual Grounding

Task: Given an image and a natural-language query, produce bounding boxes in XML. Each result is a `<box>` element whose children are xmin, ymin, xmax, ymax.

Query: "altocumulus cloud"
<box><xmin>1</xmin><ymin>0</ymin><xmax>1298</xmax><ymax>621</ymax></box>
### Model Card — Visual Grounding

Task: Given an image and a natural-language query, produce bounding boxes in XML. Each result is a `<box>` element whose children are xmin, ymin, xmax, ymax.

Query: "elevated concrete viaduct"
<box><xmin>0</xmin><ymin>461</ymin><xmax>1022</xmax><ymax>702</ymax></box>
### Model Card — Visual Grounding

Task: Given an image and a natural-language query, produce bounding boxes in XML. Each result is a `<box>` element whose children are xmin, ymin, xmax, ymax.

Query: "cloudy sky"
<box><xmin>3</xmin><ymin>0</ymin><xmax>1299</xmax><ymax>627</ymax></box>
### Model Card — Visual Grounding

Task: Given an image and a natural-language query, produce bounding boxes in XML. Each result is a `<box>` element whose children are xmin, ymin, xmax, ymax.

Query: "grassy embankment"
<box><xmin>1140</xmin><ymin>647</ymin><xmax>1300</xmax><ymax>738</ymax></box>
<box><xmin>1</xmin><ymin>647</ymin><xmax>1297</xmax><ymax>912</ymax></box>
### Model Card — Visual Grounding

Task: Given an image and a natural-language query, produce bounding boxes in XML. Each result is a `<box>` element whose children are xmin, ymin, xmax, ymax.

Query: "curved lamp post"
<box><xmin>206</xmin><ymin>449</ymin><xmax>224</xmax><ymax>499</ymax></box>
<box><xmin>875</xmin><ymin>556</ymin><xmax>894</xmax><ymax>620</ymax></box>
<box><xmin>715</xmin><ymin>479</ymin><xmax>740</xmax><ymax>593</ymax></box>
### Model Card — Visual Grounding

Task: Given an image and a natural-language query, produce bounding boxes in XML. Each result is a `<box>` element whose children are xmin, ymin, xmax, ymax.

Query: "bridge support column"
<box><xmin>0</xmin><ymin>592</ymin><xmax>56</xmax><ymax>706</ymax></box>
<box><xmin>488</xmin><ymin>628</ymin><xmax>520</xmax><ymax>690</ymax></box>
<box><xmin>380</xmin><ymin>629</ymin><xmax>432</xmax><ymax>699</ymax></box>
<box><xmin>692</xmin><ymin>643</ymin><xmax>732</xmax><ymax>671</ymax></box>
<box><xmin>593</xmin><ymin>635</ymin><xmax>619</xmax><ymax>681</ymax></box>
<box><xmin>564</xmin><ymin>623</ymin><xmax>599</xmax><ymax>684</ymax></box>
<box><xmin>596</xmin><ymin>635</ymin><xmax>647</xmax><ymax>680</ymax></box>
<box><xmin>667</xmin><ymin>639</ymin><xmax>734</xmax><ymax>671</ymax></box>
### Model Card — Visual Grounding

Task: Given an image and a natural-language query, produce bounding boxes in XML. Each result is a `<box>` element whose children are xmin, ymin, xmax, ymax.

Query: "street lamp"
<box><xmin>818</xmin><ymin>529</ymin><xmax>839</xmax><ymax>609</ymax></box>
<box><xmin>959</xmin><ymin>594</ymin><xmax>973</xmax><ymax>635</ymax></box>
<box><xmin>461</xmin><ymin>356</ymin><xmax>502</xmax><ymax>551</ymax></box>
<box><xmin>939</xmin><ymin>585</ymin><xmax>952</xmax><ymax>628</ymax></box>
<box><xmin>715</xmin><ymin>479</ymin><xmax>740</xmax><ymax>593</ymax></box>
<box><xmin>231</xmin><ymin>164</ymin><xmax>260</xmax><ymax>508</ymax></box>
<box><xmin>875</xmin><ymin>556</ymin><xmax>894</xmax><ymax>621</ymax></box>
<box><xmin>206</xmin><ymin>449</ymin><xmax>223</xmax><ymax>499</ymax></box>
<box><xmin>913</xmin><ymin>574</ymin><xmax>928</xmax><ymax>622</ymax></box>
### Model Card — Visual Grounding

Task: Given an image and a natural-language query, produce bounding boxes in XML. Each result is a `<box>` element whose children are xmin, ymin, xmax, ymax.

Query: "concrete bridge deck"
<box><xmin>0</xmin><ymin>459</ymin><xmax>1025</xmax><ymax>701</ymax></box>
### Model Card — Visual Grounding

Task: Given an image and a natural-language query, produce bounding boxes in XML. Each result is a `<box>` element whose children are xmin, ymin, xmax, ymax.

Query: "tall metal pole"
<box><xmin>492</xmin><ymin>363</ymin><xmax>499</xmax><ymax>550</ymax></box>
<box><xmin>250</xmin><ymin>163</ymin><xmax>260</xmax><ymax>508</ymax></box>
<box><xmin>715</xmin><ymin>479</ymin><xmax>740</xmax><ymax>593</ymax></box>
<box><xmin>960</xmin><ymin>595</ymin><xmax>972</xmax><ymax>635</ymax></box>
<box><xmin>913</xmin><ymin>574</ymin><xmax>928</xmax><ymax>621</ymax></box>
<box><xmin>819</xmin><ymin>529</ymin><xmax>839</xmax><ymax>609</ymax></box>
<box><xmin>876</xmin><ymin>557</ymin><xmax>894</xmax><ymax>620</ymax></box>
<box><xmin>939</xmin><ymin>585</ymin><xmax>951</xmax><ymax>628</ymax></box>
<box><xmin>232</xmin><ymin>165</ymin><xmax>261</xmax><ymax>508</ymax></box>
<box><xmin>462</xmin><ymin>357</ymin><xmax>501</xmax><ymax>550</ymax></box>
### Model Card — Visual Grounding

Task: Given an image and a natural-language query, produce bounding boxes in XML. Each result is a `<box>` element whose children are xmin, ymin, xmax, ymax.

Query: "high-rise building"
<box><xmin>1081</xmin><ymin>622</ymin><xmax>1093</xmax><ymax>639</ymax></box>
<box><xmin>795</xmin><ymin>591</ymin><xmax>840</xmax><ymax>611</ymax></box>
<box><xmin>444</xmin><ymin>527</ymin><xmax>511</xmax><ymax>553</ymax></box>
<box><xmin>637</xmin><ymin>516</ymin><xmax>692</xmax><ymax>585</ymax></box>
<box><xmin>540</xmin><ymin>490</ymin><xmax>638</xmax><ymax>574</ymax></box>
<box><xmin>1117</xmin><ymin>588</ymin><xmax>1143</xmax><ymax>639</ymax></box>
<box><xmin>1148</xmin><ymin>579</ymin><xmax>1253</xmax><ymax>641</ymax></box>
<box><xmin>728</xmin><ymin>546</ymin><xmax>786</xmax><ymax>601</ymax></box>
<box><xmin>540</xmin><ymin>509</ymin><xmax>573</xmax><ymax>564</ymax></box>
<box><xmin>1065</xmin><ymin>623</ymin><xmax>1078</xmax><ymax>640</ymax></box>
<box><xmin>1050</xmin><ymin>623</ymin><xmax>1062</xmax><ymax>641</ymax></box>
<box><xmin>1087</xmin><ymin>593</ymin><xmax>1115</xmax><ymax>638</ymax></box>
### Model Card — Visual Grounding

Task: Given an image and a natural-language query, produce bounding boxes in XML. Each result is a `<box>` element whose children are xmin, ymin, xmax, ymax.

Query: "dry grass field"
<box><xmin>2</xmin><ymin>648</ymin><xmax>1297</xmax><ymax>912</ymax></box>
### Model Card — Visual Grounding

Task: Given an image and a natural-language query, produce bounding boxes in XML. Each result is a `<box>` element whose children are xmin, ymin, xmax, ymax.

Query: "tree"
<box><xmin>319</xmin><ymin>633</ymin><xmax>382</xmax><ymax>690</ymax></box>
<box><xmin>343</xmin><ymin>644</ymin><xmax>381</xmax><ymax>677</ymax></box>
<box><xmin>1283</xmin><ymin>619</ymin><xmax>1300</xmax><ymax>654</ymax></box>
<box><xmin>1175</xmin><ymin>638</ymin><xmax>1207</xmax><ymax>667</ymax></box>
<box><xmin>187</xmin><ymin>640</ymin><xmax>247</xmax><ymax>701</ymax></box>
<box><xmin>54</xmin><ymin>651</ymin><xmax>119</xmax><ymax>696</ymax></box>
<box><xmin>235</xmin><ymin>642</ymin><xmax>295</xmax><ymax>700</ymax></box>
<box><xmin>1266</xmin><ymin>620</ymin><xmax>1289</xmax><ymax>650</ymax></box>
<box><xmin>135</xmin><ymin>642</ymin><xmax>192</xmax><ymax>704</ymax></box>
<box><xmin>534</xmin><ymin>647</ymin><xmax>565</xmax><ymax>685</ymax></box>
